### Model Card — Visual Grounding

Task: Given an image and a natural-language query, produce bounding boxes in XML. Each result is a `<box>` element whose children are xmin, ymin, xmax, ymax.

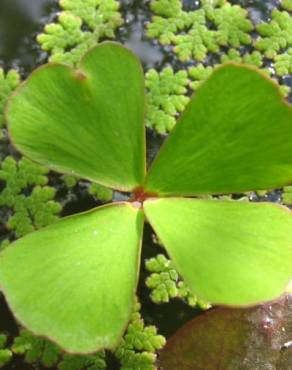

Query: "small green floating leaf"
<box><xmin>255</xmin><ymin>10</ymin><xmax>292</xmax><ymax>59</ymax></box>
<box><xmin>0</xmin><ymin>202</ymin><xmax>144</xmax><ymax>353</ymax></box>
<box><xmin>275</xmin><ymin>48</ymin><xmax>292</xmax><ymax>76</ymax></box>
<box><xmin>144</xmin><ymin>198</ymin><xmax>292</xmax><ymax>306</ymax></box>
<box><xmin>0</xmin><ymin>335</ymin><xmax>12</xmax><ymax>367</ymax></box>
<box><xmin>0</xmin><ymin>68</ymin><xmax>20</xmax><ymax>134</ymax></box>
<box><xmin>204</xmin><ymin>2</ymin><xmax>253</xmax><ymax>48</ymax></box>
<box><xmin>116</xmin><ymin>298</ymin><xmax>166</xmax><ymax>370</ymax></box>
<box><xmin>282</xmin><ymin>0</ymin><xmax>292</xmax><ymax>11</ymax></box>
<box><xmin>60</xmin><ymin>0</ymin><xmax>123</xmax><ymax>33</ymax></box>
<box><xmin>7</xmin><ymin>42</ymin><xmax>146</xmax><ymax>192</ymax></box>
<box><xmin>12</xmin><ymin>330</ymin><xmax>60</xmax><ymax>367</ymax></box>
<box><xmin>145</xmin><ymin>67</ymin><xmax>189</xmax><ymax>134</ymax></box>
<box><xmin>37</xmin><ymin>0</ymin><xmax>123</xmax><ymax>66</ymax></box>
<box><xmin>145</xmin><ymin>64</ymin><xmax>292</xmax><ymax>196</ymax></box>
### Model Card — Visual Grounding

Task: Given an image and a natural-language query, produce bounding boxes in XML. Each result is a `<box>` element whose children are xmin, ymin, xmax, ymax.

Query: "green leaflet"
<box><xmin>255</xmin><ymin>10</ymin><xmax>292</xmax><ymax>59</ymax></box>
<box><xmin>0</xmin><ymin>69</ymin><xmax>20</xmax><ymax>133</ymax></box>
<box><xmin>147</xmin><ymin>0</ymin><xmax>253</xmax><ymax>62</ymax></box>
<box><xmin>37</xmin><ymin>0</ymin><xmax>123</xmax><ymax>67</ymax></box>
<box><xmin>144</xmin><ymin>198</ymin><xmax>292</xmax><ymax>305</ymax></box>
<box><xmin>0</xmin><ymin>156</ymin><xmax>61</xmax><ymax>238</ymax></box>
<box><xmin>7</xmin><ymin>42</ymin><xmax>146</xmax><ymax>192</ymax></box>
<box><xmin>0</xmin><ymin>334</ymin><xmax>12</xmax><ymax>367</ymax></box>
<box><xmin>115</xmin><ymin>298</ymin><xmax>166</xmax><ymax>370</ymax></box>
<box><xmin>145</xmin><ymin>64</ymin><xmax>292</xmax><ymax>196</ymax></box>
<box><xmin>0</xmin><ymin>202</ymin><xmax>144</xmax><ymax>353</ymax></box>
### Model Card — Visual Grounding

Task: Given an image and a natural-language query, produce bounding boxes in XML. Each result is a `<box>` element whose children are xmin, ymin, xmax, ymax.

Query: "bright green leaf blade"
<box><xmin>145</xmin><ymin>64</ymin><xmax>292</xmax><ymax>196</ymax></box>
<box><xmin>144</xmin><ymin>198</ymin><xmax>292</xmax><ymax>306</ymax></box>
<box><xmin>7</xmin><ymin>42</ymin><xmax>146</xmax><ymax>192</ymax></box>
<box><xmin>0</xmin><ymin>202</ymin><xmax>144</xmax><ymax>353</ymax></box>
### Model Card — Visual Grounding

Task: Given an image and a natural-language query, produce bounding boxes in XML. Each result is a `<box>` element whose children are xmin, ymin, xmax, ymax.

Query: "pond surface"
<box><xmin>0</xmin><ymin>0</ymin><xmax>290</xmax><ymax>369</ymax></box>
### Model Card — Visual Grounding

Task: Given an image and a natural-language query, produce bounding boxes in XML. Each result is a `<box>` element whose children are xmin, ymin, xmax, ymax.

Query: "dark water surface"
<box><xmin>0</xmin><ymin>0</ymin><xmax>58</xmax><ymax>73</ymax></box>
<box><xmin>0</xmin><ymin>0</ymin><xmax>288</xmax><ymax>369</ymax></box>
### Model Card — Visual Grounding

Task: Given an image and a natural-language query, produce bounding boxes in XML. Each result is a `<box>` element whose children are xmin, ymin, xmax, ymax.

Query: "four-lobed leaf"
<box><xmin>1</xmin><ymin>42</ymin><xmax>292</xmax><ymax>354</ymax></box>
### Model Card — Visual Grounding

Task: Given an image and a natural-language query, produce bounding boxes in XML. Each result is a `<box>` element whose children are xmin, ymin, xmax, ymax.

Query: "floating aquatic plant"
<box><xmin>145</xmin><ymin>0</ymin><xmax>292</xmax><ymax>133</ymax></box>
<box><xmin>12</xmin><ymin>329</ymin><xmax>107</xmax><ymax>370</ymax></box>
<box><xmin>275</xmin><ymin>47</ymin><xmax>292</xmax><ymax>76</ymax></box>
<box><xmin>37</xmin><ymin>0</ymin><xmax>123</xmax><ymax>66</ymax></box>
<box><xmin>1</xmin><ymin>43</ymin><xmax>292</xmax><ymax>355</ymax></box>
<box><xmin>220</xmin><ymin>49</ymin><xmax>263</xmax><ymax>67</ymax></box>
<box><xmin>0</xmin><ymin>334</ymin><xmax>12</xmax><ymax>368</ymax></box>
<box><xmin>147</xmin><ymin>0</ymin><xmax>253</xmax><ymax>61</ymax></box>
<box><xmin>203</xmin><ymin>1</ymin><xmax>253</xmax><ymax>48</ymax></box>
<box><xmin>188</xmin><ymin>54</ymin><xmax>289</xmax><ymax>98</ymax></box>
<box><xmin>173</xmin><ymin>9</ymin><xmax>219</xmax><ymax>61</ymax></box>
<box><xmin>12</xmin><ymin>330</ymin><xmax>60</xmax><ymax>367</ymax></box>
<box><xmin>0</xmin><ymin>69</ymin><xmax>20</xmax><ymax>137</ymax></box>
<box><xmin>115</xmin><ymin>299</ymin><xmax>165</xmax><ymax>370</ymax></box>
<box><xmin>146</xmin><ymin>254</ymin><xmax>210</xmax><ymax>308</ymax></box>
<box><xmin>282</xmin><ymin>0</ymin><xmax>292</xmax><ymax>11</ymax></box>
<box><xmin>282</xmin><ymin>185</ymin><xmax>292</xmax><ymax>205</ymax></box>
<box><xmin>3</xmin><ymin>299</ymin><xmax>163</xmax><ymax>370</ymax></box>
<box><xmin>255</xmin><ymin>10</ymin><xmax>292</xmax><ymax>59</ymax></box>
<box><xmin>0</xmin><ymin>157</ymin><xmax>62</xmax><ymax>240</ymax></box>
<box><xmin>145</xmin><ymin>67</ymin><xmax>189</xmax><ymax>134</ymax></box>
<box><xmin>88</xmin><ymin>182</ymin><xmax>113</xmax><ymax>202</ymax></box>
<box><xmin>59</xmin><ymin>352</ymin><xmax>107</xmax><ymax>370</ymax></box>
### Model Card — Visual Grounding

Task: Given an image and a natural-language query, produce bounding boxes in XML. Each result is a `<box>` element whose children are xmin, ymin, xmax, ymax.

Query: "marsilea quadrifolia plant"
<box><xmin>1</xmin><ymin>42</ymin><xmax>292</xmax><ymax>354</ymax></box>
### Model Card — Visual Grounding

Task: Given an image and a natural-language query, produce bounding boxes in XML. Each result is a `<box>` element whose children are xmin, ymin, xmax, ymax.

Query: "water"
<box><xmin>0</xmin><ymin>0</ymin><xmax>58</xmax><ymax>74</ymax></box>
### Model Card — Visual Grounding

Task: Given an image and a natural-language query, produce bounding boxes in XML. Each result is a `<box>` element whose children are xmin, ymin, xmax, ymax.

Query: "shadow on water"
<box><xmin>0</xmin><ymin>0</ymin><xmax>58</xmax><ymax>73</ymax></box>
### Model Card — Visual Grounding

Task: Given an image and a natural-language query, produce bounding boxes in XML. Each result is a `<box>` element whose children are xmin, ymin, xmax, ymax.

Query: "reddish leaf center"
<box><xmin>132</xmin><ymin>187</ymin><xmax>158</xmax><ymax>203</ymax></box>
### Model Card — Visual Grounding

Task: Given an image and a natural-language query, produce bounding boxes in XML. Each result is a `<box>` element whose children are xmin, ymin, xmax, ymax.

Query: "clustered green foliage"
<box><xmin>145</xmin><ymin>67</ymin><xmax>189</xmax><ymax>134</ymax></box>
<box><xmin>59</xmin><ymin>353</ymin><xmax>106</xmax><ymax>370</ymax></box>
<box><xmin>62</xmin><ymin>175</ymin><xmax>113</xmax><ymax>201</ymax></box>
<box><xmin>188</xmin><ymin>55</ymin><xmax>290</xmax><ymax>98</ymax></box>
<box><xmin>88</xmin><ymin>182</ymin><xmax>113</xmax><ymax>202</ymax></box>
<box><xmin>188</xmin><ymin>49</ymin><xmax>263</xmax><ymax>90</ymax></box>
<box><xmin>37</xmin><ymin>0</ymin><xmax>123</xmax><ymax>66</ymax></box>
<box><xmin>6</xmin><ymin>329</ymin><xmax>107</xmax><ymax>370</ymax></box>
<box><xmin>145</xmin><ymin>45</ymin><xmax>267</xmax><ymax>134</ymax></box>
<box><xmin>115</xmin><ymin>299</ymin><xmax>166</xmax><ymax>370</ymax></box>
<box><xmin>0</xmin><ymin>156</ymin><xmax>61</xmax><ymax>241</ymax></box>
<box><xmin>145</xmin><ymin>0</ymin><xmax>292</xmax><ymax>134</ymax></box>
<box><xmin>0</xmin><ymin>300</ymin><xmax>165</xmax><ymax>370</ymax></box>
<box><xmin>275</xmin><ymin>47</ymin><xmax>292</xmax><ymax>75</ymax></box>
<box><xmin>255</xmin><ymin>9</ymin><xmax>292</xmax><ymax>58</ymax></box>
<box><xmin>220</xmin><ymin>49</ymin><xmax>263</xmax><ymax>67</ymax></box>
<box><xmin>148</xmin><ymin>0</ymin><xmax>292</xmax><ymax>63</ymax></box>
<box><xmin>146</xmin><ymin>254</ymin><xmax>211</xmax><ymax>308</ymax></box>
<box><xmin>62</xmin><ymin>174</ymin><xmax>78</xmax><ymax>188</ymax></box>
<box><xmin>0</xmin><ymin>69</ymin><xmax>20</xmax><ymax>136</ymax></box>
<box><xmin>12</xmin><ymin>330</ymin><xmax>60</xmax><ymax>367</ymax></box>
<box><xmin>0</xmin><ymin>334</ymin><xmax>12</xmax><ymax>368</ymax></box>
<box><xmin>282</xmin><ymin>0</ymin><xmax>292</xmax><ymax>11</ymax></box>
<box><xmin>146</xmin><ymin>47</ymin><xmax>276</xmax><ymax>134</ymax></box>
<box><xmin>282</xmin><ymin>185</ymin><xmax>292</xmax><ymax>205</ymax></box>
<box><xmin>147</xmin><ymin>0</ymin><xmax>253</xmax><ymax>61</ymax></box>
